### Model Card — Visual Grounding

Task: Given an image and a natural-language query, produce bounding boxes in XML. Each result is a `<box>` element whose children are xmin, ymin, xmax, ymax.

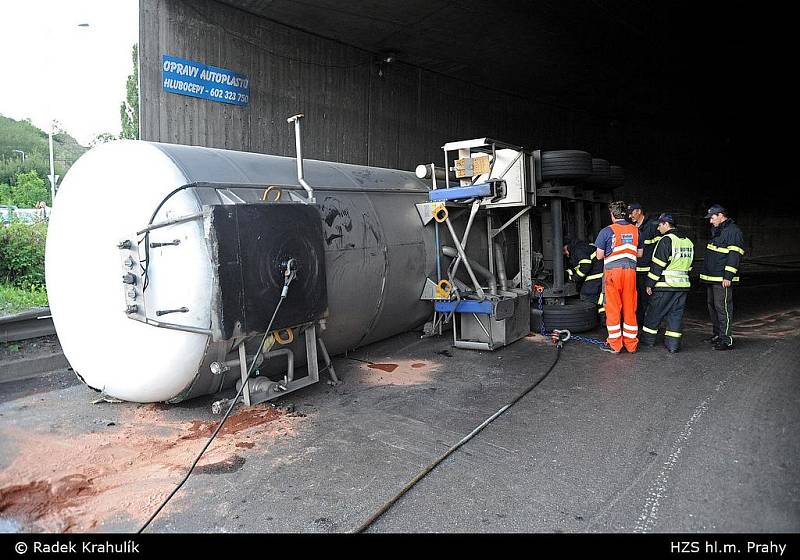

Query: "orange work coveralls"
<box><xmin>602</xmin><ymin>222</ymin><xmax>640</xmax><ymax>352</ymax></box>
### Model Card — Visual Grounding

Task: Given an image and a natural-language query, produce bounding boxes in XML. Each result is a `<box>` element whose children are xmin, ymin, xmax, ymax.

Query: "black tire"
<box><xmin>538</xmin><ymin>299</ymin><xmax>598</xmax><ymax>333</ymax></box>
<box><xmin>586</xmin><ymin>158</ymin><xmax>611</xmax><ymax>184</ymax></box>
<box><xmin>540</xmin><ymin>150</ymin><xmax>593</xmax><ymax>181</ymax></box>
<box><xmin>608</xmin><ymin>165</ymin><xmax>625</xmax><ymax>188</ymax></box>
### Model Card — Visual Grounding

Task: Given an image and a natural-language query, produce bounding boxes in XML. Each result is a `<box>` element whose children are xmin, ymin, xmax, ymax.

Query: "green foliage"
<box><xmin>120</xmin><ymin>44</ymin><xmax>140</xmax><ymax>140</ymax></box>
<box><xmin>0</xmin><ymin>170</ymin><xmax>50</xmax><ymax>207</ymax></box>
<box><xmin>90</xmin><ymin>132</ymin><xmax>118</xmax><ymax>147</ymax></box>
<box><xmin>0</xmin><ymin>283</ymin><xmax>48</xmax><ymax>315</ymax></box>
<box><xmin>0</xmin><ymin>221</ymin><xmax>47</xmax><ymax>288</ymax></box>
<box><xmin>0</xmin><ymin>114</ymin><xmax>87</xmax><ymax>188</ymax></box>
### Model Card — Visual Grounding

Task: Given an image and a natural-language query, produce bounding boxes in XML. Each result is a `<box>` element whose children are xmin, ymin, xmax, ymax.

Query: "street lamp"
<box><xmin>12</xmin><ymin>149</ymin><xmax>26</xmax><ymax>162</ymax></box>
<box><xmin>47</xmin><ymin>128</ymin><xmax>59</xmax><ymax>204</ymax></box>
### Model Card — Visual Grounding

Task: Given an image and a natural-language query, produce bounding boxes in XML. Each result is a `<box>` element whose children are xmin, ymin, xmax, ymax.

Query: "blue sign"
<box><xmin>162</xmin><ymin>54</ymin><xmax>249</xmax><ymax>106</ymax></box>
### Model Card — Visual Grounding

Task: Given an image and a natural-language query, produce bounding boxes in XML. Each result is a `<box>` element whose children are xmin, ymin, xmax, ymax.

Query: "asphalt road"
<box><xmin>0</xmin><ymin>285</ymin><xmax>797</xmax><ymax>533</ymax></box>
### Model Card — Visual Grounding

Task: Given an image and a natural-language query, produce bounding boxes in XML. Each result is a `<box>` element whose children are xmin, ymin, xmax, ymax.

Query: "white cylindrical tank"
<box><xmin>45</xmin><ymin>141</ymin><xmax>436</xmax><ymax>403</ymax></box>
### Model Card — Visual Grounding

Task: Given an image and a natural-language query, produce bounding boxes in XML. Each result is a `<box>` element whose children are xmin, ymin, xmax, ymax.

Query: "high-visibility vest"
<box><xmin>653</xmin><ymin>233</ymin><xmax>694</xmax><ymax>289</ymax></box>
<box><xmin>603</xmin><ymin>222</ymin><xmax>639</xmax><ymax>268</ymax></box>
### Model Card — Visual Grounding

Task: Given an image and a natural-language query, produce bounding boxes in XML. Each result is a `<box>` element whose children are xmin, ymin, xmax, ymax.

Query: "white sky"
<box><xmin>0</xmin><ymin>0</ymin><xmax>139</xmax><ymax>146</ymax></box>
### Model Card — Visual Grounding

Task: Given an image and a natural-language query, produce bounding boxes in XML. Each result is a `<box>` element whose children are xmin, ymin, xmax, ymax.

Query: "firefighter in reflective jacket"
<box><xmin>627</xmin><ymin>202</ymin><xmax>661</xmax><ymax>324</ymax></box>
<box><xmin>700</xmin><ymin>204</ymin><xmax>744</xmax><ymax>350</ymax></box>
<box><xmin>563</xmin><ymin>238</ymin><xmax>603</xmax><ymax>307</ymax></box>
<box><xmin>595</xmin><ymin>201</ymin><xmax>643</xmax><ymax>353</ymax></box>
<box><xmin>640</xmin><ymin>213</ymin><xmax>694</xmax><ymax>353</ymax></box>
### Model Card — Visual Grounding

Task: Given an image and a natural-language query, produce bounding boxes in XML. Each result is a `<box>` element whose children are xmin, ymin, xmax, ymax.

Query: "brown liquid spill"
<box><xmin>360</xmin><ymin>359</ymin><xmax>441</xmax><ymax>386</ymax></box>
<box><xmin>0</xmin><ymin>403</ymin><xmax>303</xmax><ymax>532</ymax></box>
<box><xmin>367</xmin><ymin>363</ymin><xmax>398</xmax><ymax>372</ymax></box>
<box><xmin>524</xmin><ymin>333</ymin><xmax>551</xmax><ymax>344</ymax></box>
<box><xmin>180</xmin><ymin>407</ymin><xmax>284</xmax><ymax>440</ymax></box>
<box><xmin>193</xmin><ymin>455</ymin><xmax>246</xmax><ymax>475</ymax></box>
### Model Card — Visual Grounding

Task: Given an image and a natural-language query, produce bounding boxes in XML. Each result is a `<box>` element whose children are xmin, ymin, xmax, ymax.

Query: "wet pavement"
<box><xmin>0</xmin><ymin>283</ymin><xmax>798</xmax><ymax>533</ymax></box>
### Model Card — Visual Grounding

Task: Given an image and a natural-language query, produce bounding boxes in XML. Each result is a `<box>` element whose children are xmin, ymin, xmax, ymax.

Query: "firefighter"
<box><xmin>563</xmin><ymin>238</ymin><xmax>603</xmax><ymax>308</ymax></box>
<box><xmin>639</xmin><ymin>213</ymin><xmax>694</xmax><ymax>353</ymax></box>
<box><xmin>594</xmin><ymin>201</ymin><xmax>643</xmax><ymax>353</ymax></box>
<box><xmin>700</xmin><ymin>204</ymin><xmax>744</xmax><ymax>350</ymax></box>
<box><xmin>627</xmin><ymin>202</ymin><xmax>661</xmax><ymax>324</ymax></box>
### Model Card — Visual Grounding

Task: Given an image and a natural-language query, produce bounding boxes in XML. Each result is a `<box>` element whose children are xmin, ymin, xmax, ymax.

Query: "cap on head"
<box><xmin>657</xmin><ymin>212</ymin><xmax>675</xmax><ymax>225</ymax></box>
<box><xmin>627</xmin><ymin>202</ymin><xmax>642</xmax><ymax>212</ymax></box>
<box><xmin>704</xmin><ymin>204</ymin><xmax>727</xmax><ymax>218</ymax></box>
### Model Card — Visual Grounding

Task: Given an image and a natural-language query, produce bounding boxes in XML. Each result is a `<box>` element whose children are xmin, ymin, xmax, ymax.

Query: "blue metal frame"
<box><xmin>434</xmin><ymin>300</ymin><xmax>494</xmax><ymax>315</ymax></box>
<box><xmin>429</xmin><ymin>182</ymin><xmax>493</xmax><ymax>202</ymax></box>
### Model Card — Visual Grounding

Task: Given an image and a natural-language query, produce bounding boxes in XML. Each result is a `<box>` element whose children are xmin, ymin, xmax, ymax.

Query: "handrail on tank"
<box><xmin>287</xmin><ymin>113</ymin><xmax>315</xmax><ymax>204</ymax></box>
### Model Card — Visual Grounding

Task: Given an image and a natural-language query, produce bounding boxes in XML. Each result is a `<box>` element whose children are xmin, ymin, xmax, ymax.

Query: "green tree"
<box><xmin>0</xmin><ymin>114</ymin><xmax>87</xmax><ymax>187</ymax></box>
<box><xmin>0</xmin><ymin>170</ymin><xmax>50</xmax><ymax>207</ymax></box>
<box><xmin>120</xmin><ymin>44</ymin><xmax>139</xmax><ymax>139</ymax></box>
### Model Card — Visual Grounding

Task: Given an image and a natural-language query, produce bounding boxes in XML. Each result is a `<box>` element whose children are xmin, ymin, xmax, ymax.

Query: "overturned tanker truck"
<box><xmin>44</xmin><ymin>117</ymin><xmax>623</xmax><ymax>404</ymax></box>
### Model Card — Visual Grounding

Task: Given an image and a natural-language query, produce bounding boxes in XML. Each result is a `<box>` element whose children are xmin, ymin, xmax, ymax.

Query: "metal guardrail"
<box><xmin>0</xmin><ymin>307</ymin><xmax>55</xmax><ymax>343</ymax></box>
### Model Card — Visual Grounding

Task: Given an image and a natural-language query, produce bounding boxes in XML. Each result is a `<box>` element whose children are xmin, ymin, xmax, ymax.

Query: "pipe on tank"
<box><xmin>415</xmin><ymin>164</ymin><xmax>457</xmax><ymax>183</ymax></box>
<box><xmin>442</xmin><ymin>246</ymin><xmax>498</xmax><ymax>295</ymax></box>
<box><xmin>211</xmin><ymin>347</ymin><xmax>295</xmax><ymax>381</ymax></box>
<box><xmin>287</xmin><ymin>114</ymin><xmax>315</xmax><ymax>203</ymax></box>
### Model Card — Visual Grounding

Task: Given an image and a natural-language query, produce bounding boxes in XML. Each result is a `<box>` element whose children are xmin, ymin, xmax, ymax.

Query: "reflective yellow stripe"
<box><xmin>706</xmin><ymin>244</ymin><xmax>729</xmax><ymax>253</ymax></box>
<box><xmin>665</xmin><ymin>330</ymin><xmax>682</xmax><ymax>338</ymax></box>
<box><xmin>651</xmin><ymin>257</ymin><xmax>667</xmax><ymax>267</ymax></box>
<box><xmin>575</xmin><ymin>268</ymin><xmax>586</xmax><ymax>278</ymax></box>
<box><xmin>727</xmin><ymin>245</ymin><xmax>745</xmax><ymax>255</ymax></box>
<box><xmin>586</xmin><ymin>273</ymin><xmax>603</xmax><ymax>281</ymax></box>
<box><xmin>567</xmin><ymin>269</ymin><xmax>573</xmax><ymax>279</ymax></box>
<box><xmin>590</xmin><ymin>252</ymin><xmax>597</xmax><ymax>259</ymax></box>
<box><xmin>598</xmin><ymin>307</ymin><xmax>605</xmax><ymax>313</ymax></box>
<box><xmin>647</xmin><ymin>272</ymin><xmax>660</xmax><ymax>281</ymax></box>
<box><xmin>644</xmin><ymin>236</ymin><xmax>662</xmax><ymax>245</ymax></box>
<box><xmin>701</xmin><ymin>274</ymin><xmax>740</xmax><ymax>283</ymax></box>
<box><xmin>636</xmin><ymin>266</ymin><xmax>650</xmax><ymax>272</ymax></box>
<box><xmin>642</xmin><ymin>326</ymin><xmax>658</xmax><ymax>334</ymax></box>
<box><xmin>579</xmin><ymin>259</ymin><xmax>591</xmax><ymax>265</ymax></box>
<box><xmin>725</xmin><ymin>265</ymin><xmax>738</xmax><ymax>274</ymax></box>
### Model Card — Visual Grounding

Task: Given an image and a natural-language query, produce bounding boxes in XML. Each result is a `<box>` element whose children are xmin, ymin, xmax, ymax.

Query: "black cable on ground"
<box><xmin>353</xmin><ymin>334</ymin><xmax>568</xmax><ymax>533</ymax></box>
<box><xmin>138</xmin><ymin>273</ymin><xmax>293</xmax><ymax>533</ymax></box>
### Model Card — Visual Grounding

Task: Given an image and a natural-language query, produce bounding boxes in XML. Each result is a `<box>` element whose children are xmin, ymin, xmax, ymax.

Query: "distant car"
<box><xmin>0</xmin><ymin>206</ymin><xmax>48</xmax><ymax>225</ymax></box>
<box><xmin>13</xmin><ymin>209</ymin><xmax>44</xmax><ymax>224</ymax></box>
<box><xmin>0</xmin><ymin>205</ymin><xmax>18</xmax><ymax>225</ymax></box>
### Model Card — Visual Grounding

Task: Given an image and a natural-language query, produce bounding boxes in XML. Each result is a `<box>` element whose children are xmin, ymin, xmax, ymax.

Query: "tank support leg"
<box><xmin>239</xmin><ymin>343</ymin><xmax>251</xmax><ymax>406</ymax></box>
<box><xmin>317</xmin><ymin>335</ymin><xmax>339</xmax><ymax>385</ymax></box>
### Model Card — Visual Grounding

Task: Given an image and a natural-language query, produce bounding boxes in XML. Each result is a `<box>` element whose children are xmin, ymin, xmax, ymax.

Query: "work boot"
<box><xmin>600</xmin><ymin>343</ymin><xmax>620</xmax><ymax>354</ymax></box>
<box><xmin>713</xmin><ymin>341</ymin><xmax>733</xmax><ymax>351</ymax></box>
<box><xmin>703</xmin><ymin>335</ymin><xmax>720</xmax><ymax>344</ymax></box>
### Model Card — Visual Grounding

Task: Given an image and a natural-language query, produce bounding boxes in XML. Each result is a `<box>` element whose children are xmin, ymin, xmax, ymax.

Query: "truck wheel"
<box><xmin>537</xmin><ymin>299</ymin><xmax>599</xmax><ymax>333</ymax></box>
<box><xmin>608</xmin><ymin>165</ymin><xmax>625</xmax><ymax>187</ymax></box>
<box><xmin>540</xmin><ymin>150</ymin><xmax>593</xmax><ymax>181</ymax></box>
<box><xmin>586</xmin><ymin>158</ymin><xmax>611</xmax><ymax>184</ymax></box>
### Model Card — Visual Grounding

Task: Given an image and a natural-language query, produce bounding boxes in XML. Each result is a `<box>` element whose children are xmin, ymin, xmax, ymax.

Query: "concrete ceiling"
<box><xmin>219</xmin><ymin>0</ymin><xmax>777</xmax><ymax>139</ymax></box>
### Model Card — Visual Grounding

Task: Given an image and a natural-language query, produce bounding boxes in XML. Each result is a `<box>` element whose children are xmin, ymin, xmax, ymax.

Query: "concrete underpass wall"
<box><xmin>140</xmin><ymin>0</ymin><xmax>794</xmax><ymax>261</ymax></box>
